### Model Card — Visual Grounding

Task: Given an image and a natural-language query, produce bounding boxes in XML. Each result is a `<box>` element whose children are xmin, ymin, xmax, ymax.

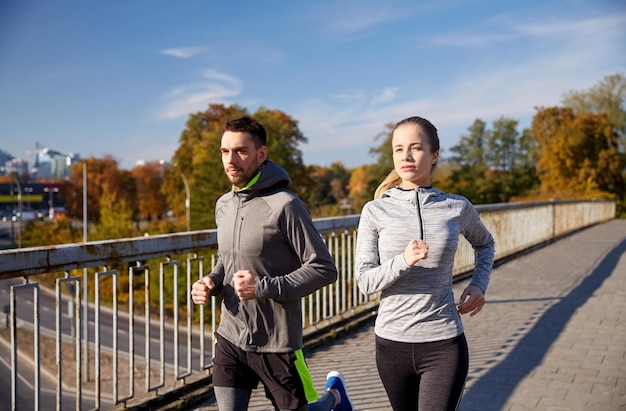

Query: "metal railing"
<box><xmin>0</xmin><ymin>199</ymin><xmax>615</xmax><ymax>410</ymax></box>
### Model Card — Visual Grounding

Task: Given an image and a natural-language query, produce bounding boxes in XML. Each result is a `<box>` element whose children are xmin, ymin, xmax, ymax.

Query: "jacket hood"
<box><xmin>242</xmin><ymin>160</ymin><xmax>293</xmax><ymax>196</ymax></box>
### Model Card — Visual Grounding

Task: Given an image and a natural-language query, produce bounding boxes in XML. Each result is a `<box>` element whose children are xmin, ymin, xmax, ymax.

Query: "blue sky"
<box><xmin>1</xmin><ymin>0</ymin><xmax>624</xmax><ymax>170</ymax></box>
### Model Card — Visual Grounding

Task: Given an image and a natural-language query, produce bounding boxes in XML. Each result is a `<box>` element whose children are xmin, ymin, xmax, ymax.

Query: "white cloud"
<box><xmin>371</xmin><ymin>87</ymin><xmax>400</xmax><ymax>105</ymax></box>
<box><xmin>328</xmin><ymin>91</ymin><xmax>366</xmax><ymax>101</ymax></box>
<box><xmin>201</xmin><ymin>69</ymin><xmax>241</xmax><ymax>85</ymax></box>
<box><xmin>159</xmin><ymin>46</ymin><xmax>208</xmax><ymax>58</ymax></box>
<box><xmin>512</xmin><ymin>14</ymin><xmax>626</xmax><ymax>38</ymax></box>
<box><xmin>419</xmin><ymin>13</ymin><xmax>626</xmax><ymax>49</ymax></box>
<box><xmin>157</xmin><ymin>69</ymin><xmax>242</xmax><ymax>120</ymax></box>
<box><xmin>308</xmin><ymin>1</ymin><xmax>427</xmax><ymax>36</ymax></box>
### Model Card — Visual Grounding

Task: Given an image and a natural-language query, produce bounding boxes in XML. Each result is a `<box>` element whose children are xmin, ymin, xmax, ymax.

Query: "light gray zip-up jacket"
<box><xmin>355</xmin><ymin>186</ymin><xmax>494</xmax><ymax>343</ymax></box>
<box><xmin>207</xmin><ymin>160</ymin><xmax>337</xmax><ymax>353</ymax></box>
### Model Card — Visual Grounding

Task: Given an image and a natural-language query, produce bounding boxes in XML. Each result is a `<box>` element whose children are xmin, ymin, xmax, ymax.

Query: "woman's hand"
<box><xmin>403</xmin><ymin>239</ymin><xmax>429</xmax><ymax>266</ymax></box>
<box><xmin>457</xmin><ymin>284</ymin><xmax>485</xmax><ymax>317</ymax></box>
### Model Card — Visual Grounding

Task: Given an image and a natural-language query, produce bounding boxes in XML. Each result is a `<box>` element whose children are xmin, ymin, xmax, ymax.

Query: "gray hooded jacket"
<box><xmin>355</xmin><ymin>186</ymin><xmax>495</xmax><ymax>343</ymax></box>
<box><xmin>208</xmin><ymin>160</ymin><xmax>337</xmax><ymax>353</ymax></box>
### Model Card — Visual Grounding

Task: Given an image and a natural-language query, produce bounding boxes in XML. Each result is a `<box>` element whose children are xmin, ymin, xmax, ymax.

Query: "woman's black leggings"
<box><xmin>375</xmin><ymin>334</ymin><xmax>469</xmax><ymax>411</ymax></box>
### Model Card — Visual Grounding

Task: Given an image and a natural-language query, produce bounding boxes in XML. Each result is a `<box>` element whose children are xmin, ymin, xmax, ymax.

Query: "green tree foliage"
<box><xmin>442</xmin><ymin>119</ymin><xmax>491</xmax><ymax>203</ymax></box>
<box><xmin>451</xmin><ymin>119</ymin><xmax>488</xmax><ymax>168</ymax></box>
<box><xmin>368</xmin><ymin>122</ymin><xmax>394</xmax><ymax>184</ymax></box>
<box><xmin>487</xmin><ymin>117</ymin><xmax>540</xmax><ymax>202</ymax></box>
<box><xmin>118</xmin><ymin>168</ymin><xmax>138</xmax><ymax>221</ymax></box>
<box><xmin>91</xmin><ymin>183</ymin><xmax>136</xmax><ymax>240</ymax></box>
<box><xmin>88</xmin><ymin>183</ymin><xmax>136</xmax><ymax>303</ymax></box>
<box><xmin>532</xmin><ymin>106</ymin><xmax>624</xmax><ymax>200</ymax></box>
<box><xmin>22</xmin><ymin>216</ymin><xmax>82</xmax><ymax>246</ymax></box>
<box><xmin>443</xmin><ymin>118</ymin><xmax>539</xmax><ymax>204</ymax></box>
<box><xmin>299</xmin><ymin>162</ymin><xmax>351</xmax><ymax>216</ymax></box>
<box><xmin>507</xmin><ymin>127</ymin><xmax>542</xmax><ymax>201</ymax></box>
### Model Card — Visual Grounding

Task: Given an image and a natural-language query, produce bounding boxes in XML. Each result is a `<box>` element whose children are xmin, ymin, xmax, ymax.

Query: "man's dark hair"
<box><xmin>223</xmin><ymin>116</ymin><xmax>267</xmax><ymax>147</ymax></box>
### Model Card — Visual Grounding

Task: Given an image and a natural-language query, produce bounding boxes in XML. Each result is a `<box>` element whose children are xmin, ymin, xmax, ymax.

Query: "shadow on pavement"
<box><xmin>460</xmin><ymin>237</ymin><xmax>626</xmax><ymax>410</ymax></box>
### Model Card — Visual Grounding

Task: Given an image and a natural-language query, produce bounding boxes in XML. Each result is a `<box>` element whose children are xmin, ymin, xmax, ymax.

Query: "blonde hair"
<box><xmin>373</xmin><ymin>116</ymin><xmax>440</xmax><ymax>200</ymax></box>
<box><xmin>374</xmin><ymin>170</ymin><xmax>401</xmax><ymax>199</ymax></box>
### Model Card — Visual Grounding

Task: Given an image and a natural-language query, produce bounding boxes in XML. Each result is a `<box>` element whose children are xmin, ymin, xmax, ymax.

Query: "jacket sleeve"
<box><xmin>207</xmin><ymin>256</ymin><xmax>225</xmax><ymax>296</ymax></box>
<box><xmin>461</xmin><ymin>200</ymin><xmax>495</xmax><ymax>293</ymax></box>
<box><xmin>355</xmin><ymin>202</ymin><xmax>412</xmax><ymax>294</ymax></box>
<box><xmin>256</xmin><ymin>198</ymin><xmax>337</xmax><ymax>300</ymax></box>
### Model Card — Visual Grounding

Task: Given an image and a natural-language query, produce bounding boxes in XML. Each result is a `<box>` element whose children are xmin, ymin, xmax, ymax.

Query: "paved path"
<box><xmin>192</xmin><ymin>219</ymin><xmax>626</xmax><ymax>410</ymax></box>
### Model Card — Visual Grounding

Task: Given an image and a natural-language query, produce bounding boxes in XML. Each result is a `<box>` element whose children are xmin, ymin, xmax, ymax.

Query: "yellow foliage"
<box><xmin>532</xmin><ymin>107</ymin><xmax>623</xmax><ymax>200</ymax></box>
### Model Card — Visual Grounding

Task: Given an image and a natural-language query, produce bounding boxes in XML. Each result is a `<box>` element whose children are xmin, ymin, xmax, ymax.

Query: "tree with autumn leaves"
<box><xmin>63</xmin><ymin>156</ymin><xmax>137</xmax><ymax>226</ymax></box>
<box><xmin>530</xmin><ymin>73</ymin><xmax>625</xmax><ymax>203</ymax></box>
<box><xmin>532</xmin><ymin>107</ymin><xmax>623</xmax><ymax>200</ymax></box>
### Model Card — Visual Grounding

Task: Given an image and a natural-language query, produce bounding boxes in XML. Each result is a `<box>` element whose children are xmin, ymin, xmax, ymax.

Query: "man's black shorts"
<box><xmin>212</xmin><ymin>333</ymin><xmax>317</xmax><ymax>409</ymax></box>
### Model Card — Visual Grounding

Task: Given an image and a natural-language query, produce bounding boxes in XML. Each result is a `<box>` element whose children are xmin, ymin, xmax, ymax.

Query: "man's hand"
<box><xmin>234</xmin><ymin>270</ymin><xmax>258</xmax><ymax>301</ymax></box>
<box><xmin>403</xmin><ymin>240</ymin><xmax>429</xmax><ymax>266</ymax></box>
<box><xmin>457</xmin><ymin>284</ymin><xmax>485</xmax><ymax>317</ymax></box>
<box><xmin>191</xmin><ymin>277</ymin><xmax>214</xmax><ymax>305</ymax></box>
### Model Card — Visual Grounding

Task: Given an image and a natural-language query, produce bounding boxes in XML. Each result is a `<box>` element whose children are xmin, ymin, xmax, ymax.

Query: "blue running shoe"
<box><xmin>325</xmin><ymin>371</ymin><xmax>354</xmax><ymax>411</ymax></box>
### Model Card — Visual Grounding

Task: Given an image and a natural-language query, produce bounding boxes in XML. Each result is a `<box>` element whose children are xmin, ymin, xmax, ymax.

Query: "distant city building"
<box><xmin>0</xmin><ymin>150</ymin><xmax>12</xmax><ymax>175</ymax></box>
<box><xmin>40</xmin><ymin>150</ymin><xmax>81</xmax><ymax>179</ymax></box>
<box><xmin>49</xmin><ymin>156</ymin><xmax>70</xmax><ymax>179</ymax></box>
<box><xmin>0</xmin><ymin>146</ymin><xmax>81</xmax><ymax>179</ymax></box>
<box><xmin>3</xmin><ymin>158</ymin><xmax>29</xmax><ymax>177</ymax></box>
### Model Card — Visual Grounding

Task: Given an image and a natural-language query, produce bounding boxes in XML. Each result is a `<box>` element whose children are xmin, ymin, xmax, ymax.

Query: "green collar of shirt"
<box><xmin>235</xmin><ymin>163</ymin><xmax>264</xmax><ymax>191</ymax></box>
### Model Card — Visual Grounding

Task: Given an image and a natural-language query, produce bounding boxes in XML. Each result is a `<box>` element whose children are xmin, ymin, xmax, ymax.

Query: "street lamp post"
<box><xmin>24</xmin><ymin>187</ymin><xmax>33</xmax><ymax>209</ymax></box>
<box><xmin>180</xmin><ymin>171</ymin><xmax>191</xmax><ymax>232</ymax></box>
<box><xmin>12</xmin><ymin>179</ymin><xmax>22</xmax><ymax>248</ymax></box>
<box><xmin>43</xmin><ymin>187</ymin><xmax>59</xmax><ymax>218</ymax></box>
<box><xmin>82</xmin><ymin>163</ymin><xmax>87</xmax><ymax>243</ymax></box>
